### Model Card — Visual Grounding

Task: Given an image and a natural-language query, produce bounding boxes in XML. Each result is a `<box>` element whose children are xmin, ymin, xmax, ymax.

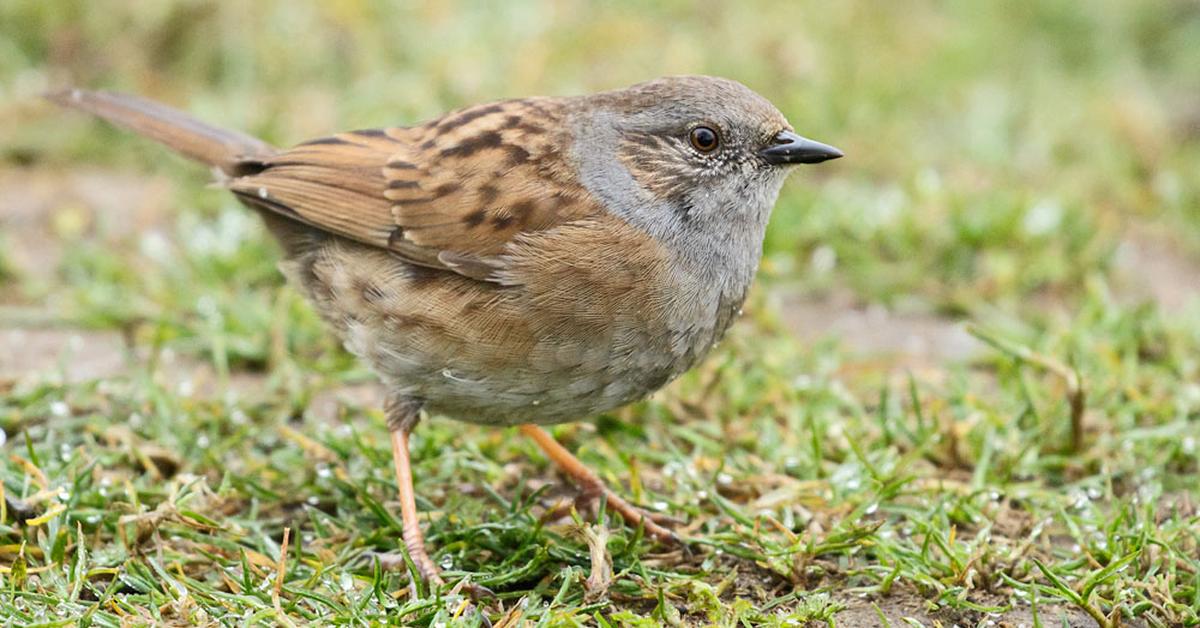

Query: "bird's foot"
<box><xmin>520</xmin><ymin>424</ymin><xmax>686</xmax><ymax>545</ymax></box>
<box><xmin>570</xmin><ymin>479</ymin><xmax>684</xmax><ymax>546</ymax></box>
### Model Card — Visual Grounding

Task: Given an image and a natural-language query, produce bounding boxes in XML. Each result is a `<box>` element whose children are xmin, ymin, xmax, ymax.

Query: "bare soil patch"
<box><xmin>0</xmin><ymin>167</ymin><xmax>174</xmax><ymax>285</ymax></box>
<box><xmin>831</xmin><ymin>586</ymin><xmax>1102</xmax><ymax>627</ymax></box>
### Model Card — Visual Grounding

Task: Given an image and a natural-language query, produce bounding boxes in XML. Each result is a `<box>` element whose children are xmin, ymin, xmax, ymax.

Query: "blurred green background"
<box><xmin>2</xmin><ymin>1</ymin><xmax>1199</xmax><ymax>625</ymax></box>
<box><xmin>5</xmin><ymin>0</ymin><xmax>1199</xmax><ymax>315</ymax></box>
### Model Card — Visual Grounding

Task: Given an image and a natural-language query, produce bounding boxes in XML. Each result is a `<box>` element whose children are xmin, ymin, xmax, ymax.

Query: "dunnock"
<box><xmin>49</xmin><ymin>76</ymin><xmax>841</xmax><ymax>589</ymax></box>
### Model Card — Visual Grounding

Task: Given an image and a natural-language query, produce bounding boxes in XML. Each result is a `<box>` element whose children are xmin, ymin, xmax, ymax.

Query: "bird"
<box><xmin>48</xmin><ymin>75</ymin><xmax>842</xmax><ymax>591</ymax></box>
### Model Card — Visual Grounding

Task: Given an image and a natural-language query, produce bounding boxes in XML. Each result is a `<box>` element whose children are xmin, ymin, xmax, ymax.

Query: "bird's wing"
<box><xmin>228</xmin><ymin>98</ymin><xmax>598</xmax><ymax>281</ymax></box>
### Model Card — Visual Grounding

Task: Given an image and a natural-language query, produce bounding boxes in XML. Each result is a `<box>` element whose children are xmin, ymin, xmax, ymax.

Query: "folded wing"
<box><xmin>229</xmin><ymin>98</ymin><xmax>598</xmax><ymax>281</ymax></box>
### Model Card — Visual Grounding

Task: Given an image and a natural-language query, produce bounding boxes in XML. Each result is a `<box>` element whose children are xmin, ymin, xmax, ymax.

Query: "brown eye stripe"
<box><xmin>627</xmin><ymin>133</ymin><xmax>662</xmax><ymax>149</ymax></box>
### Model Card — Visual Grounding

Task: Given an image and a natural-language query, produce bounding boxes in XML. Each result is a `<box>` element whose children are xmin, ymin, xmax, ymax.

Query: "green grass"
<box><xmin>2</xmin><ymin>1</ymin><xmax>1199</xmax><ymax>625</ymax></box>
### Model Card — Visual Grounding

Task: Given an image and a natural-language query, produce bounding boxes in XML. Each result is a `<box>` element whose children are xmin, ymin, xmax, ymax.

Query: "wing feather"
<box><xmin>228</xmin><ymin>98</ymin><xmax>598</xmax><ymax>281</ymax></box>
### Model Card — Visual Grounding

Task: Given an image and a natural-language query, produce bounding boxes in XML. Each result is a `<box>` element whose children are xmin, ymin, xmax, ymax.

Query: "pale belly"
<box><xmin>364</xmin><ymin>328</ymin><xmax>685</xmax><ymax>425</ymax></box>
<box><xmin>343</xmin><ymin>293</ymin><xmax>726</xmax><ymax>426</ymax></box>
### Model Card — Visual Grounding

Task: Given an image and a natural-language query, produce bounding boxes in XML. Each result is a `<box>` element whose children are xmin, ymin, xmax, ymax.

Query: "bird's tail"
<box><xmin>45</xmin><ymin>88</ymin><xmax>277</xmax><ymax>176</ymax></box>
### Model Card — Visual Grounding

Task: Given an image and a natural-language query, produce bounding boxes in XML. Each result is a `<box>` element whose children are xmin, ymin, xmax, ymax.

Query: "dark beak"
<box><xmin>759</xmin><ymin>130</ymin><xmax>843</xmax><ymax>165</ymax></box>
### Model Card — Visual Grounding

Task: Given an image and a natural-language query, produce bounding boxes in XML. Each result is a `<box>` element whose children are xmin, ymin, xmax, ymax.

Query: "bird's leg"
<box><xmin>372</xmin><ymin>395</ymin><xmax>444</xmax><ymax>587</ymax></box>
<box><xmin>518</xmin><ymin>424</ymin><xmax>679</xmax><ymax>544</ymax></box>
<box><xmin>372</xmin><ymin>397</ymin><xmax>494</xmax><ymax>605</ymax></box>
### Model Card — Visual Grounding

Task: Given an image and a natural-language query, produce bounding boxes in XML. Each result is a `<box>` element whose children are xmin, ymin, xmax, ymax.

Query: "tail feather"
<box><xmin>46</xmin><ymin>88</ymin><xmax>276</xmax><ymax>176</ymax></box>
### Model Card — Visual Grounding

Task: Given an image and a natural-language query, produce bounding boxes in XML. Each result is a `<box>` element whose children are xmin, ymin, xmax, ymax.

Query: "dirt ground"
<box><xmin>833</xmin><ymin>587</ymin><xmax>1101</xmax><ymax>627</ymax></box>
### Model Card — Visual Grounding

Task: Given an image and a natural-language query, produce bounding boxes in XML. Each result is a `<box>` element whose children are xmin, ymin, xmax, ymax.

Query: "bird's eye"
<box><xmin>689</xmin><ymin>126</ymin><xmax>719</xmax><ymax>153</ymax></box>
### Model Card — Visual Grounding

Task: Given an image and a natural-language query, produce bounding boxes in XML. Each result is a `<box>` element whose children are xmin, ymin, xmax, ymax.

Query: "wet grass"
<box><xmin>1</xmin><ymin>1</ymin><xmax>1199</xmax><ymax>625</ymax></box>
